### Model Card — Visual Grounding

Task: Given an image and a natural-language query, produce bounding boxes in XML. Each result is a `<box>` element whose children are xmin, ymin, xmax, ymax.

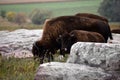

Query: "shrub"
<box><xmin>98</xmin><ymin>0</ymin><xmax>120</xmax><ymax>22</ymax></box>
<box><xmin>0</xmin><ymin>10</ymin><xmax>6</xmax><ymax>18</ymax></box>
<box><xmin>6</xmin><ymin>11</ymin><xmax>16</xmax><ymax>22</ymax></box>
<box><xmin>29</xmin><ymin>9</ymin><xmax>52</xmax><ymax>25</ymax></box>
<box><xmin>15</xmin><ymin>12</ymin><xmax>27</xmax><ymax>25</ymax></box>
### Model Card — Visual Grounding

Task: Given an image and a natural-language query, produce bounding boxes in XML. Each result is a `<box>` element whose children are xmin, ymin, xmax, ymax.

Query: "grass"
<box><xmin>109</xmin><ymin>22</ymin><xmax>120</xmax><ymax>30</ymax></box>
<box><xmin>0</xmin><ymin>0</ymin><xmax>102</xmax><ymax>17</ymax></box>
<box><xmin>0</xmin><ymin>56</ymin><xmax>39</xmax><ymax>80</ymax></box>
<box><xmin>0</xmin><ymin>53</ymin><xmax>68</xmax><ymax>80</ymax></box>
<box><xmin>0</xmin><ymin>24</ymin><xmax>43</xmax><ymax>31</ymax></box>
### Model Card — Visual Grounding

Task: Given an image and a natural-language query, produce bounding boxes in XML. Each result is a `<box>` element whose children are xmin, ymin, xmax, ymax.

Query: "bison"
<box><xmin>111</xmin><ymin>29</ymin><xmax>120</xmax><ymax>34</ymax></box>
<box><xmin>57</xmin><ymin>30</ymin><xmax>105</xmax><ymax>53</ymax></box>
<box><xmin>75</xmin><ymin>13</ymin><xmax>108</xmax><ymax>23</ymax></box>
<box><xmin>32</xmin><ymin>15</ymin><xmax>113</xmax><ymax>63</ymax></box>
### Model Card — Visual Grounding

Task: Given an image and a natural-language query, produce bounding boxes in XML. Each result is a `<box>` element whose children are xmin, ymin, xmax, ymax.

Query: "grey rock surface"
<box><xmin>67</xmin><ymin>42</ymin><xmax>120</xmax><ymax>71</ymax></box>
<box><xmin>35</xmin><ymin>62</ymin><xmax>112</xmax><ymax>80</ymax></box>
<box><xmin>0</xmin><ymin>29</ymin><xmax>43</xmax><ymax>58</ymax></box>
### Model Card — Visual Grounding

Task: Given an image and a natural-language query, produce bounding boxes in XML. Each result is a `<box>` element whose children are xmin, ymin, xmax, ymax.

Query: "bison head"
<box><xmin>57</xmin><ymin>33</ymin><xmax>77</xmax><ymax>53</ymax></box>
<box><xmin>32</xmin><ymin>41</ymin><xmax>46</xmax><ymax>63</ymax></box>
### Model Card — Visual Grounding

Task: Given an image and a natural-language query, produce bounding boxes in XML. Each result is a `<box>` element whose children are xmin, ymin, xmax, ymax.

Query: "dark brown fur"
<box><xmin>58</xmin><ymin>30</ymin><xmax>105</xmax><ymax>53</ymax></box>
<box><xmin>75</xmin><ymin>13</ymin><xmax>108</xmax><ymax>23</ymax></box>
<box><xmin>32</xmin><ymin>16</ymin><xmax>112</xmax><ymax>63</ymax></box>
<box><xmin>71</xmin><ymin>30</ymin><xmax>105</xmax><ymax>42</ymax></box>
<box><xmin>111</xmin><ymin>29</ymin><xmax>120</xmax><ymax>34</ymax></box>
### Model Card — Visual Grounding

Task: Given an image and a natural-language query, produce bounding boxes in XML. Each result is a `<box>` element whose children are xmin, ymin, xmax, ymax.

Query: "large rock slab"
<box><xmin>35</xmin><ymin>62</ymin><xmax>113</xmax><ymax>80</ymax></box>
<box><xmin>67</xmin><ymin>42</ymin><xmax>120</xmax><ymax>71</ymax></box>
<box><xmin>0</xmin><ymin>29</ymin><xmax>43</xmax><ymax>58</ymax></box>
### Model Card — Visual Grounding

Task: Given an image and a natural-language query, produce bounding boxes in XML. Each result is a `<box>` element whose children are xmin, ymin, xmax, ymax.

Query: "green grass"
<box><xmin>0</xmin><ymin>53</ymin><xmax>68</xmax><ymax>80</ymax></box>
<box><xmin>0</xmin><ymin>57</ymin><xmax>39</xmax><ymax>80</ymax></box>
<box><xmin>0</xmin><ymin>0</ymin><xmax>102</xmax><ymax>17</ymax></box>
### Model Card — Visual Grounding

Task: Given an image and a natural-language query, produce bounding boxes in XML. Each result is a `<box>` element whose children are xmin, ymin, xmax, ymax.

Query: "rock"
<box><xmin>67</xmin><ymin>42</ymin><xmax>120</xmax><ymax>71</ymax></box>
<box><xmin>108</xmin><ymin>33</ymin><xmax>120</xmax><ymax>43</ymax></box>
<box><xmin>1</xmin><ymin>49</ymin><xmax>33</xmax><ymax>59</ymax></box>
<box><xmin>0</xmin><ymin>29</ymin><xmax>43</xmax><ymax>58</ymax></box>
<box><xmin>35</xmin><ymin>62</ymin><xmax>112</xmax><ymax>80</ymax></box>
<box><xmin>106</xmin><ymin>53</ymin><xmax>120</xmax><ymax>71</ymax></box>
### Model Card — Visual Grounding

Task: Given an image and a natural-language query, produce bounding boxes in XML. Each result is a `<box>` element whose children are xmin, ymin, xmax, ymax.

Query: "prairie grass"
<box><xmin>0</xmin><ymin>53</ymin><xmax>68</xmax><ymax>80</ymax></box>
<box><xmin>0</xmin><ymin>24</ymin><xmax>43</xmax><ymax>31</ymax></box>
<box><xmin>0</xmin><ymin>56</ymin><xmax>39</xmax><ymax>80</ymax></box>
<box><xmin>109</xmin><ymin>22</ymin><xmax>120</xmax><ymax>30</ymax></box>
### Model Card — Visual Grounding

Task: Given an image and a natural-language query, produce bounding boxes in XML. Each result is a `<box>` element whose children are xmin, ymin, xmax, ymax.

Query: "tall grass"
<box><xmin>0</xmin><ymin>53</ymin><xmax>68</xmax><ymax>80</ymax></box>
<box><xmin>0</xmin><ymin>24</ymin><xmax>43</xmax><ymax>31</ymax></box>
<box><xmin>109</xmin><ymin>22</ymin><xmax>120</xmax><ymax>30</ymax></box>
<box><xmin>0</xmin><ymin>56</ymin><xmax>39</xmax><ymax>80</ymax></box>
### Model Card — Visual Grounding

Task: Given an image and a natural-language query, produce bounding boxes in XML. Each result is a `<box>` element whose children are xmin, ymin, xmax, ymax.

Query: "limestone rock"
<box><xmin>35</xmin><ymin>62</ymin><xmax>112</xmax><ymax>80</ymax></box>
<box><xmin>0</xmin><ymin>29</ymin><xmax>43</xmax><ymax>58</ymax></box>
<box><xmin>67</xmin><ymin>42</ymin><xmax>120</xmax><ymax>71</ymax></box>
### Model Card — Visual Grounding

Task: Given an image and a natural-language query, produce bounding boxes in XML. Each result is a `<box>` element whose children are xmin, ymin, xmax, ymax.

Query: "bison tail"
<box><xmin>109</xmin><ymin>32</ymin><xmax>113</xmax><ymax>40</ymax></box>
<box><xmin>108</xmin><ymin>25</ymin><xmax>113</xmax><ymax>40</ymax></box>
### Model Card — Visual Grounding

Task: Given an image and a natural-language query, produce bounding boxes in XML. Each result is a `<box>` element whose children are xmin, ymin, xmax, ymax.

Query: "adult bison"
<box><xmin>57</xmin><ymin>30</ymin><xmax>105</xmax><ymax>53</ymax></box>
<box><xmin>111</xmin><ymin>29</ymin><xmax>120</xmax><ymax>34</ymax></box>
<box><xmin>75</xmin><ymin>13</ymin><xmax>108</xmax><ymax>23</ymax></box>
<box><xmin>32</xmin><ymin>16</ymin><xmax>112</xmax><ymax>63</ymax></box>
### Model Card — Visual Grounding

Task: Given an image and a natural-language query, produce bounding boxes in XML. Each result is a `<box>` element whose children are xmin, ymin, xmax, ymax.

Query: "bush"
<box><xmin>0</xmin><ymin>10</ymin><xmax>6</xmax><ymax>18</ymax></box>
<box><xmin>98</xmin><ymin>0</ymin><xmax>120</xmax><ymax>22</ymax></box>
<box><xmin>15</xmin><ymin>12</ymin><xmax>27</xmax><ymax>25</ymax></box>
<box><xmin>29</xmin><ymin>9</ymin><xmax>52</xmax><ymax>25</ymax></box>
<box><xmin>6</xmin><ymin>11</ymin><xmax>16</xmax><ymax>22</ymax></box>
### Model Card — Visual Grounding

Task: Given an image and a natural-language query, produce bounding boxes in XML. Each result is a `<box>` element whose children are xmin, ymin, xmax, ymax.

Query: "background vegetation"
<box><xmin>0</xmin><ymin>0</ymin><xmax>119</xmax><ymax>31</ymax></box>
<box><xmin>98</xmin><ymin>0</ymin><xmax>120</xmax><ymax>22</ymax></box>
<box><xmin>0</xmin><ymin>0</ymin><xmax>102</xmax><ymax>17</ymax></box>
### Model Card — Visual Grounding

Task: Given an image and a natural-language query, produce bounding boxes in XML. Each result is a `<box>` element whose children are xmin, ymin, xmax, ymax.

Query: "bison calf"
<box><xmin>57</xmin><ymin>30</ymin><xmax>105</xmax><ymax>53</ymax></box>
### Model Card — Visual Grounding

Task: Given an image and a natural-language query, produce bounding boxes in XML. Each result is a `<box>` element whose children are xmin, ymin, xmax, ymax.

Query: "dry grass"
<box><xmin>0</xmin><ymin>17</ymin><xmax>43</xmax><ymax>31</ymax></box>
<box><xmin>109</xmin><ymin>22</ymin><xmax>120</xmax><ymax>30</ymax></box>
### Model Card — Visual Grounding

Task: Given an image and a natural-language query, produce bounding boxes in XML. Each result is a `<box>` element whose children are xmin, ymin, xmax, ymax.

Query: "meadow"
<box><xmin>0</xmin><ymin>0</ymin><xmax>102</xmax><ymax>17</ymax></box>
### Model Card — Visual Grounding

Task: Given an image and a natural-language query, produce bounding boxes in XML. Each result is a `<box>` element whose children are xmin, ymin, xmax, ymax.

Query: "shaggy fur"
<box><xmin>111</xmin><ymin>29</ymin><xmax>120</xmax><ymax>34</ymax></box>
<box><xmin>32</xmin><ymin>15</ymin><xmax>112</xmax><ymax>63</ymax></box>
<box><xmin>58</xmin><ymin>30</ymin><xmax>105</xmax><ymax>53</ymax></box>
<box><xmin>75</xmin><ymin>13</ymin><xmax>108</xmax><ymax>23</ymax></box>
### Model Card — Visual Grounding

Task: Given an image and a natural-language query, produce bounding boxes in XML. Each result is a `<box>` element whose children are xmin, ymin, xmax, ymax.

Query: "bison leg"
<box><xmin>60</xmin><ymin>47</ymin><xmax>65</xmax><ymax>57</ymax></box>
<box><xmin>47</xmin><ymin>52</ymin><xmax>53</xmax><ymax>62</ymax></box>
<box><xmin>46</xmin><ymin>50</ymin><xmax>54</xmax><ymax>62</ymax></box>
<box><xmin>39</xmin><ymin>53</ymin><xmax>45</xmax><ymax>64</ymax></box>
